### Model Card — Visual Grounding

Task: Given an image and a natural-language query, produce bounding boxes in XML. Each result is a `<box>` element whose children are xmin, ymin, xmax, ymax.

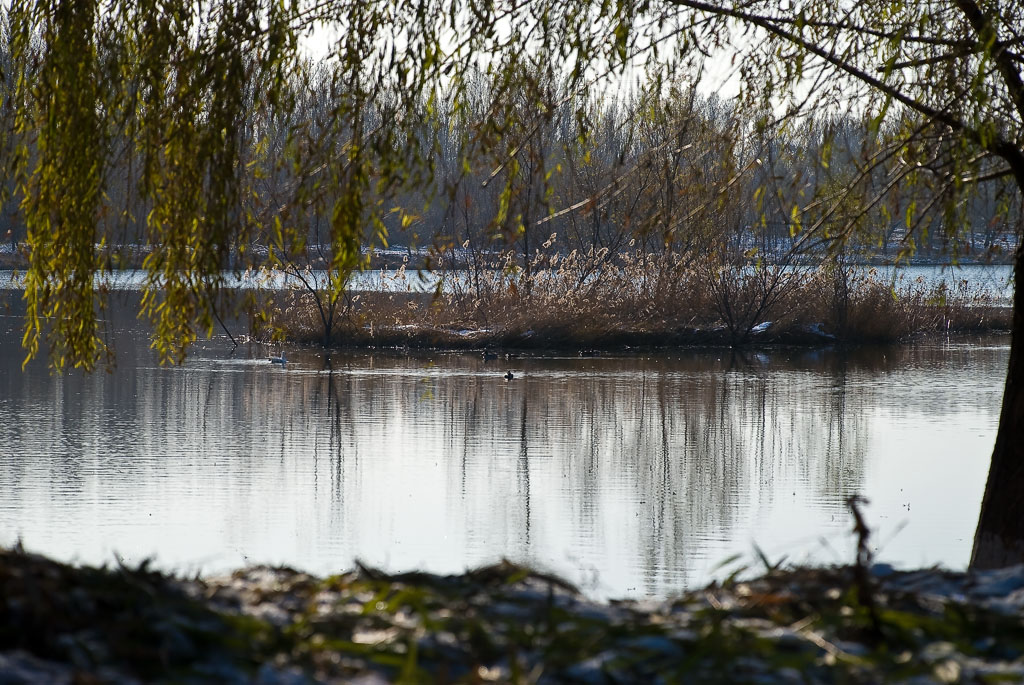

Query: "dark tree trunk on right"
<box><xmin>971</xmin><ymin>234</ymin><xmax>1024</xmax><ymax>569</ymax></box>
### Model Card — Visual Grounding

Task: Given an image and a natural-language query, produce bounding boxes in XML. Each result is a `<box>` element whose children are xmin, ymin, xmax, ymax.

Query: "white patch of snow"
<box><xmin>805</xmin><ymin>323</ymin><xmax>837</xmax><ymax>339</ymax></box>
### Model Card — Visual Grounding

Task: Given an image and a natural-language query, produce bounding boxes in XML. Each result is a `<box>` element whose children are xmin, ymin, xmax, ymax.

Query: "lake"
<box><xmin>0</xmin><ymin>294</ymin><xmax>1008</xmax><ymax>598</ymax></box>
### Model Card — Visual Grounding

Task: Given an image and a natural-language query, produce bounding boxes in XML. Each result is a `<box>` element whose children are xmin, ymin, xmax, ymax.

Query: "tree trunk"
<box><xmin>970</xmin><ymin>240</ymin><xmax>1024</xmax><ymax>569</ymax></box>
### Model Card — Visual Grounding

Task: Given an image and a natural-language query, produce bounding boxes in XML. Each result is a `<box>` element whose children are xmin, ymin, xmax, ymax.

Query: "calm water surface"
<box><xmin>0</xmin><ymin>297</ymin><xmax>1007</xmax><ymax>598</ymax></box>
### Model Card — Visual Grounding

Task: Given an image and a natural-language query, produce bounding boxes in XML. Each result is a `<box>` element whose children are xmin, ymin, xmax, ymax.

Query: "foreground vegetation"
<box><xmin>261</xmin><ymin>251</ymin><xmax>1010</xmax><ymax>351</ymax></box>
<box><xmin>3</xmin><ymin>542</ymin><xmax>1024</xmax><ymax>683</ymax></box>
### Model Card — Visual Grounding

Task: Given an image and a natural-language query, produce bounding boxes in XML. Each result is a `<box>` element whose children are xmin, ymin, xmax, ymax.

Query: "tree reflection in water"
<box><xmin>0</xmin><ymin>302</ymin><xmax>1006</xmax><ymax>597</ymax></box>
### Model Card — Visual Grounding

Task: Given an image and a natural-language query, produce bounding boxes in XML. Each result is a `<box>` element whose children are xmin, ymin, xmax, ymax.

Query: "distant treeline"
<box><xmin>0</xmin><ymin>17</ymin><xmax>1018</xmax><ymax>274</ymax></box>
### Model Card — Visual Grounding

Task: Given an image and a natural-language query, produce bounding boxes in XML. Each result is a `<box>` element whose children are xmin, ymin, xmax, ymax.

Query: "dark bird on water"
<box><xmin>504</xmin><ymin>370</ymin><xmax>514</xmax><ymax>380</ymax></box>
<box><xmin>482</xmin><ymin>350</ymin><xmax>498</xmax><ymax>361</ymax></box>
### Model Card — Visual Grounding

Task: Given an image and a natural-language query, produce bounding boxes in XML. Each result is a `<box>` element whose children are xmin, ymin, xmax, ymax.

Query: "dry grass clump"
<box><xmin>261</xmin><ymin>249</ymin><xmax>1010</xmax><ymax>349</ymax></box>
<box><xmin>794</xmin><ymin>267</ymin><xmax>930</xmax><ymax>341</ymax></box>
<box><xmin>799</xmin><ymin>266</ymin><xmax>1010</xmax><ymax>342</ymax></box>
<box><xmin>929</xmin><ymin>276</ymin><xmax>1012</xmax><ymax>332</ymax></box>
<box><xmin>438</xmin><ymin>248</ymin><xmax>719</xmax><ymax>345</ymax></box>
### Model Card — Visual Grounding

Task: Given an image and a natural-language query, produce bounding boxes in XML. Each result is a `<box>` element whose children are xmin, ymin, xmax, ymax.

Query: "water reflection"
<box><xmin>0</xmin><ymin>299</ymin><xmax>1006</xmax><ymax>598</ymax></box>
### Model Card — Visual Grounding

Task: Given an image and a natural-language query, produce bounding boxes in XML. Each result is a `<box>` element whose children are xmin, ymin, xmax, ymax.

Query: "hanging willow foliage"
<box><xmin>14</xmin><ymin>0</ymin><xmax>107</xmax><ymax>370</ymax></box>
<box><xmin>9</xmin><ymin>0</ymin><xmax>298</xmax><ymax>369</ymax></box>
<box><xmin>124</xmin><ymin>0</ymin><xmax>298</xmax><ymax>365</ymax></box>
<box><xmin>5</xmin><ymin>0</ymin><xmax>1023</xmax><ymax>373</ymax></box>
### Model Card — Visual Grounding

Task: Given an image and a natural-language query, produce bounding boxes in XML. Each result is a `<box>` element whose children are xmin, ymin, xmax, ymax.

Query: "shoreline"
<box><xmin>279</xmin><ymin>322</ymin><xmax>1013</xmax><ymax>353</ymax></box>
<box><xmin>3</xmin><ymin>544</ymin><xmax>1024</xmax><ymax>683</ymax></box>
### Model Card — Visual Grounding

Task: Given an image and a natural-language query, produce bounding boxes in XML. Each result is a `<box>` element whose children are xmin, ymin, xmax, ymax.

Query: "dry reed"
<box><xmin>261</xmin><ymin>248</ymin><xmax>1011</xmax><ymax>349</ymax></box>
